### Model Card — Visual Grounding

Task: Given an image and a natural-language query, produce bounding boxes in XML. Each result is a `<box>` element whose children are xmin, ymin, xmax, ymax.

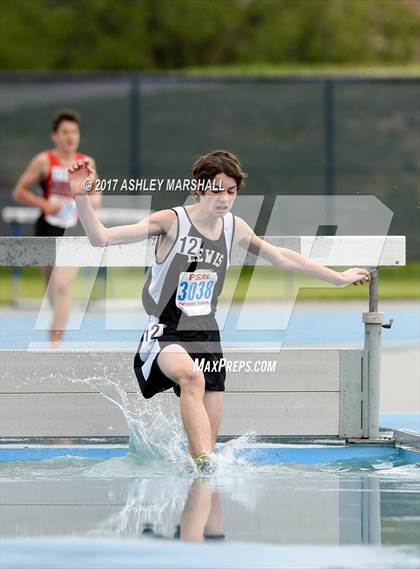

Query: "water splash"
<box><xmin>56</xmin><ymin>367</ymin><xmax>187</xmax><ymax>470</ymax></box>
<box><xmin>213</xmin><ymin>432</ymin><xmax>258</xmax><ymax>473</ymax></box>
<box><xmin>53</xmin><ymin>366</ymin><xmax>262</xmax><ymax>476</ymax></box>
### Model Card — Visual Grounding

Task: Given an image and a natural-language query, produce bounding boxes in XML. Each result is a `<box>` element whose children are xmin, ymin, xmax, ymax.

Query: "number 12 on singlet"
<box><xmin>176</xmin><ymin>270</ymin><xmax>218</xmax><ymax>317</ymax></box>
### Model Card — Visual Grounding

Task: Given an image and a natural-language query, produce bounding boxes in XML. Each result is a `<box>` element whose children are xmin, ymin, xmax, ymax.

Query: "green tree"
<box><xmin>0</xmin><ymin>0</ymin><xmax>418</xmax><ymax>71</ymax></box>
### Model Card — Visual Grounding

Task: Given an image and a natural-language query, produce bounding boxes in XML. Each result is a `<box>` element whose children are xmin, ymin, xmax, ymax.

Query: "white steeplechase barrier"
<box><xmin>1</xmin><ymin>206</ymin><xmax>151</xmax><ymax>304</ymax></box>
<box><xmin>1</xmin><ymin>348</ymin><xmax>364</xmax><ymax>438</ymax></box>
<box><xmin>0</xmin><ymin>235</ymin><xmax>406</xmax><ymax>441</ymax></box>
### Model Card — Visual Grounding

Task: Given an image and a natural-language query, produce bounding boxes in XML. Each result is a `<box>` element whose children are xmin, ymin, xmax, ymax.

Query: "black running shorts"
<box><xmin>134</xmin><ymin>328</ymin><xmax>226</xmax><ymax>399</ymax></box>
<box><xmin>34</xmin><ymin>216</ymin><xmax>66</xmax><ymax>237</ymax></box>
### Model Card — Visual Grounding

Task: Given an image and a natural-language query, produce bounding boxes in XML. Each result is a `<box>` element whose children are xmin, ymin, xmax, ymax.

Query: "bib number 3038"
<box><xmin>176</xmin><ymin>270</ymin><xmax>218</xmax><ymax>317</ymax></box>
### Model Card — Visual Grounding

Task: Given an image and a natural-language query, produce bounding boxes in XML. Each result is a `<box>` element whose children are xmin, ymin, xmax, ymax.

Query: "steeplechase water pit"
<box><xmin>1</xmin><ymin>234</ymin><xmax>419</xmax><ymax>569</ymax></box>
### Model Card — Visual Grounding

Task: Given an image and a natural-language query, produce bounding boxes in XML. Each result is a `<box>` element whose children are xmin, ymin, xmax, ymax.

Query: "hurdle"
<box><xmin>1</xmin><ymin>206</ymin><xmax>150</xmax><ymax>304</ymax></box>
<box><xmin>0</xmin><ymin>235</ymin><xmax>405</xmax><ymax>442</ymax></box>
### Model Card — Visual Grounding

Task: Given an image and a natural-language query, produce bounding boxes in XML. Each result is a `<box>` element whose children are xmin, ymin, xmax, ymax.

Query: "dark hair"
<box><xmin>52</xmin><ymin>109</ymin><xmax>80</xmax><ymax>132</ymax></box>
<box><xmin>192</xmin><ymin>150</ymin><xmax>247</xmax><ymax>195</ymax></box>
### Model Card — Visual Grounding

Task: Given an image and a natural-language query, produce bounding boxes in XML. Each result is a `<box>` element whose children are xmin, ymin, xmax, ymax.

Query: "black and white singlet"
<box><xmin>134</xmin><ymin>206</ymin><xmax>235</xmax><ymax>399</ymax></box>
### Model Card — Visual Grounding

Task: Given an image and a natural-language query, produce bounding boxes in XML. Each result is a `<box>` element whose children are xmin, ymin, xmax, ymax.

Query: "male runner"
<box><xmin>68</xmin><ymin>150</ymin><xmax>370</xmax><ymax>472</ymax></box>
<box><xmin>12</xmin><ymin>110</ymin><xmax>100</xmax><ymax>345</ymax></box>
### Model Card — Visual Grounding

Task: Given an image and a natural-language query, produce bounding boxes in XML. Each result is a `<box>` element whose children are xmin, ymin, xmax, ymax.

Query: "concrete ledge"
<box><xmin>0</xmin><ymin>348</ymin><xmax>364</xmax><ymax>438</ymax></box>
<box><xmin>394</xmin><ymin>429</ymin><xmax>420</xmax><ymax>449</ymax></box>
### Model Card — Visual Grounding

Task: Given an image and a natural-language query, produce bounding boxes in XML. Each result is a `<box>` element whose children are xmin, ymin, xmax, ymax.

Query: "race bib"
<box><xmin>175</xmin><ymin>270</ymin><xmax>218</xmax><ymax>317</ymax></box>
<box><xmin>45</xmin><ymin>195</ymin><xmax>78</xmax><ymax>229</ymax></box>
<box><xmin>139</xmin><ymin>317</ymin><xmax>166</xmax><ymax>361</ymax></box>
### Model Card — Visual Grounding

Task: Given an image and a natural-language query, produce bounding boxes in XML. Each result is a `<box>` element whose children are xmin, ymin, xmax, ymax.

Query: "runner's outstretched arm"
<box><xmin>234</xmin><ymin>216</ymin><xmax>370</xmax><ymax>287</ymax></box>
<box><xmin>12</xmin><ymin>153</ymin><xmax>60</xmax><ymax>215</ymax></box>
<box><xmin>69</xmin><ymin>158</ymin><xmax>174</xmax><ymax>247</ymax></box>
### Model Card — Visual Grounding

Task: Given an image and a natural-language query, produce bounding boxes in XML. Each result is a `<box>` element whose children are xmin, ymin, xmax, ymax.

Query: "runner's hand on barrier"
<box><xmin>68</xmin><ymin>158</ymin><xmax>97</xmax><ymax>195</ymax></box>
<box><xmin>338</xmin><ymin>267</ymin><xmax>371</xmax><ymax>286</ymax></box>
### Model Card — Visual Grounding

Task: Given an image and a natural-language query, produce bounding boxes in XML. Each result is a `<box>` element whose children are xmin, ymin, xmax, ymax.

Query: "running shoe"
<box><xmin>194</xmin><ymin>453</ymin><xmax>217</xmax><ymax>475</ymax></box>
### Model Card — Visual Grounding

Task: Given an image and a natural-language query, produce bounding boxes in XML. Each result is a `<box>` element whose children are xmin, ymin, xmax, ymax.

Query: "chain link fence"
<box><xmin>1</xmin><ymin>74</ymin><xmax>418</xmax><ymax>261</ymax></box>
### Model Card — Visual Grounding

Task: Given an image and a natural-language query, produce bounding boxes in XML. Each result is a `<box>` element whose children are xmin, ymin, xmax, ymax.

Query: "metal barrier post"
<box><xmin>363</xmin><ymin>269</ymin><xmax>384</xmax><ymax>439</ymax></box>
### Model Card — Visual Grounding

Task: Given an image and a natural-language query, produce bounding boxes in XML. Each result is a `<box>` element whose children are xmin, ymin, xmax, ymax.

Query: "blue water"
<box><xmin>1</xmin><ymin>444</ymin><xmax>419</xmax><ymax>464</ymax></box>
<box><xmin>1</xmin><ymin>448</ymin><xmax>419</xmax><ymax>569</ymax></box>
<box><xmin>3</xmin><ymin>539</ymin><xmax>418</xmax><ymax>569</ymax></box>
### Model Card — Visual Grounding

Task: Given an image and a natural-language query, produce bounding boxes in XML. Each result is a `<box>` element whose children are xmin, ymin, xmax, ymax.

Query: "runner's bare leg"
<box><xmin>203</xmin><ymin>391</ymin><xmax>223</xmax><ymax>450</ymax></box>
<box><xmin>43</xmin><ymin>266</ymin><xmax>79</xmax><ymax>343</ymax></box>
<box><xmin>157</xmin><ymin>344</ymin><xmax>212</xmax><ymax>458</ymax></box>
